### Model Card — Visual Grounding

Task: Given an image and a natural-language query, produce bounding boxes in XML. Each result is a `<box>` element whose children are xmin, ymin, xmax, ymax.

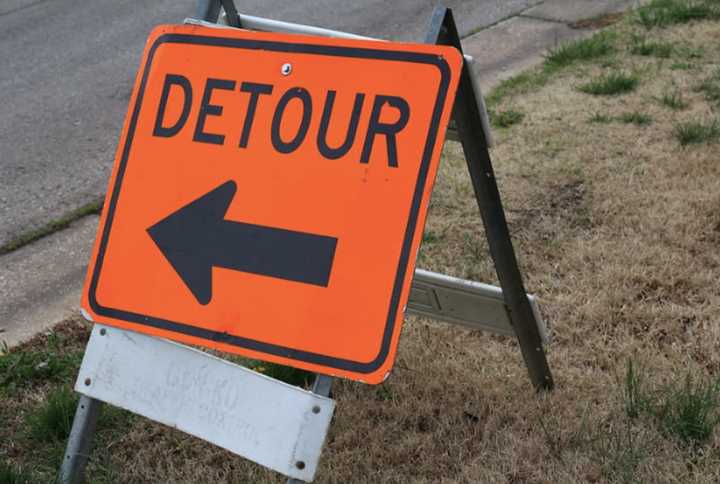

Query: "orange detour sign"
<box><xmin>81</xmin><ymin>24</ymin><xmax>462</xmax><ymax>383</ymax></box>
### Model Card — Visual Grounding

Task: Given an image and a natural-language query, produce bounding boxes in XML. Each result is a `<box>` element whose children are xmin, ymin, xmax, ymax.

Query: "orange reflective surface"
<box><xmin>82</xmin><ymin>24</ymin><xmax>461</xmax><ymax>383</ymax></box>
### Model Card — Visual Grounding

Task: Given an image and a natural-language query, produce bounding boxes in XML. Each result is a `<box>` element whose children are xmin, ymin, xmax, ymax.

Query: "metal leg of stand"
<box><xmin>425</xmin><ymin>6</ymin><xmax>554</xmax><ymax>391</ymax></box>
<box><xmin>286</xmin><ymin>374</ymin><xmax>333</xmax><ymax>484</ymax></box>
<box><xmin>196</xmin><ymin>0</ymin><xmax>221</xmax><ymax>22</ymax></box>
<box><xmin>57</xmin><ymin>395</ymin><xmax>103</xmax><ymax>484</ymax></box>
<box><xmin>309</xmin><ymin>373</ymin><xmax>333</xmax><ymax>398</ymax></box>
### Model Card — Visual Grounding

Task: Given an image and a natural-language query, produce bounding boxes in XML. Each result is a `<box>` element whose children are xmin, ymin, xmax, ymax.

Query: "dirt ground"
<box><xmin>3</xmin><ymin>9</ymin><xmax>720</xmax><ymax>484</ymax></box>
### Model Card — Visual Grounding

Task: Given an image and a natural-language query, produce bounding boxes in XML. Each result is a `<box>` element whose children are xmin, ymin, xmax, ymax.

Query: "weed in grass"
<box><xmin>676</xmin><ymin>45</ymin><xmax>704</xmax><ymax>59</ymax></box>
<box><xmin>485</xmin><ymin>70</ymin><xmax>548</xmax><ymax>107</ymax></box>
<box><xmin>621</xmin><ymin>360</ymin><xmax>720</xmax><ymax>446</ymax></box>
<box><xmin>670</xmin><ymin>62</ymin><xmax>693</xmax><ymax>70</ymax></box>
<box><xmin>630</xmin><ymin>35</ymin><xmax>674</xmax><ymax>58</ymax></box>
<box><xmin>655</xmin><ymin>375</ymin><xmax>720</xmax><ymax>445</ymax></box>
<box><xmin>538</xmin><ymin>405</ymin><xmax>648</xmax><ymax>482</ymax></box>
<box><xmin>588</xmin><ymin>112</ymin><xmax>613</xmax><ymax>123</ymax></box>
<box><xmin>696</xmin><ymin>67</ymin><xmax>720</xmax><ymax>106</ymax></box>
<box><xmin>635</xmin><ymin>0</ymin><xmax>720</xmax><ymax>29</ymax></box>
<box><xmin>579</xmin><ymin>71</ymin><xmax>639</xmax><ymax>96</ymax></box>
<box><xmin>674</xmin><ymin>119</ymin><xmax>720</xmax><ymax>145</ymax></box>
<box><xmin>623</xmin><ymin>359</ymin><xmax>653</xmax><ymax>419</ymax></box>
<box><xmin>0</xmin><ymin>462</ymin><xmax>31</xmax><ymax>484</ymax></box>
<box><xmin>490</xmin><ymin>108</ymin><xmax>525</xmax><ymax>128</ymax></box>
<box><xmin>374</xmin><ymin>384</ymin><xmax>395</xmax><ymax>402</ymax></box>
<box><xmin>27</xmin><ymin>386</ymin><xmax>78</xmax><ymax>442</ymax></box>
<box><xmin>659</xmin><ymin>88</ymin><xmax>689</xmax><ymax>109</ymax></box>
<box><xmin>486</xmin><ymin>32</ymin><xmax>615</xmax><ymax>106</ymax></box>
<box><xmin>594</xmin><ymin>418</ymin><xmax>648</xmax><ymax>484</ymax></box>
<box><xmin>619</xmin><ymin>111</ymin><xmax>653</xmax><ymax>125</ymax></box>
<box><xmin>545</xmin><ymin>32</ymin><xmax>615</xmax><ymax>70</ymax></box>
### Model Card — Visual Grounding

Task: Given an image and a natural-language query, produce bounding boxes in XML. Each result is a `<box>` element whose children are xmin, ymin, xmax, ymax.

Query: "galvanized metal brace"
<box><xmin>58</xmin><ymin>395</ymin><xmax>102</xmax><ymax>483</ymax></box>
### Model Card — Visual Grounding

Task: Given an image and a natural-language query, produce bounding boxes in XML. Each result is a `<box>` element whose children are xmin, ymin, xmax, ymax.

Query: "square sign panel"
<box><xmin>82</xmin><ymin>24</ymin><xmax>461</xmax><ymax>383</ymax></box>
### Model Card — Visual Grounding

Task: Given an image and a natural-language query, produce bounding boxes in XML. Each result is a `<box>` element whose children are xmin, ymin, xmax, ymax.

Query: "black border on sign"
<box><xmin>88</xmin><ymin>32</ymin><xmax>452</xmax><ymax>374</ymax></box>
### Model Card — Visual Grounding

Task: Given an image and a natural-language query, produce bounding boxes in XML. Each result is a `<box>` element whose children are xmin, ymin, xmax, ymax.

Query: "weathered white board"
<box><xmin>408</xmin><ymin>269</ymin><xmax>549</xmax><ymax>343</ymax></box>
<box><xmin>75</xmin><ymin>323</ymin><xmax>335</xmax><ymax>482</ymax></box>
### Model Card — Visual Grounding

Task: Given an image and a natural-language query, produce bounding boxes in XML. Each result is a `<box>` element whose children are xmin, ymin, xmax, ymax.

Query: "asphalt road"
<box><xmin>0</xmin><ymin>0</ymin><xmax>542</xmax><ymax>248</ymax></box>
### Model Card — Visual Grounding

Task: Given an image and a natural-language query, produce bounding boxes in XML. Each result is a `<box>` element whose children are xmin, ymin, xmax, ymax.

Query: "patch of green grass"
<box><xmin>674</xmin><ymin>119</ymin><xmax>720</xmax><ymax>145</ymax></box>
<box><xmin>23</xmin><ymin>388</ymin><xmax>134</xmax><ymax>476</ymax></box>
<box><xmin>0</xmin><ymin>198</ymin><xmax>103</xmax><ymax>256</ymax></box>
<box><xmin>622</xmin><ymin>359</ymin><xmax>720</xmax><ymax>445</ymax></box>
<box><xmin>623</xmin><ymin>359</ymin><xmax>653</xmax><ymax>419</ymax></box>
<box><xmin>0</xmin><ymin>349</ymin><xmax>83</xmax><ymax>395</ymax></box>
<box><xmin>594</xmin><ymin>417</ymin><xmax>648</xmax><ymax>483</ymax></box>
<box><xmin>655</xmin><ymin>375</ymin><xmax>720</xmax><ymax>444</ymax></box>
<box><xmin>27</xmin><ymin>386</ymin><xmax>77</xmax><ymax>442</ymax></box>
<box><xmin>630</xmin><ymin>35</ymin><xmax>674</xmax><ymax>58</ymax></box>
<box><xmin>0</xmin><ymin>462</ymin><xmax>32</xmax><ymax>484</ymax></box>
<box><xmin>490</xmin><ymin>108</ymin><xmax>525</xmax><ymax>128</ymax></box>
<box><xmin>487</xmin><ymin>32</ymin><xmax>617</xmax><ymax>106</ymax></box>
<box><xmin>539</xmin><ymin>404</ymin><xmax>648</xmax><ymax>482</ymax></box>
<box><xmin>545</xmin><ymin>32</ymin><xmax>616</xmax><ymax>70</ymax></box>
<box><xmin>670</xmin><ymin>62</ymin><xmax>693</xmax><ymax>70</ymax></box>
<box><xmin>635</xmin><ymin>0</ymin><xmax>720</xmax><ymax>29</ymax></box>
<box><xmin>588</xmin><ymin>112</ymin><xmax>613</xmax><ymax>123</ymax></box>
<box><xmin>658</xmin><ymin>88</ymin><xmax>689</xmax><ymax>109</ymax></box>
<box><xmin>619</xmin><ymin>111</ymin><xmax>653</xmax><ymax>125</ymax></box>
<box><xmin>579</xmin><ymin>71</ymin><xmax>639</xmax><ymax>96</ymax></box>
<box><xmin>676</xmin><ymin>45</ymin><xmax>704</xmax><ymax>59</ymax></box>
<box><xmin>374</xmin><ymin>384</ymin><xmax>395</xmax><ymax>402</ymax></box>
<box><xmin>587</xmin><ymin>112</ymin><xmax>653</xmax><ymax>125</ymax></box>
<box><xmin>696</xmin><ymin>67</ymin><xmax>720</xmax><ymax>106</ymax></box>
<box><xmin>485</xmin><ymin>70</ymin><xmax>549</xmax><ymax>107</ymax></box>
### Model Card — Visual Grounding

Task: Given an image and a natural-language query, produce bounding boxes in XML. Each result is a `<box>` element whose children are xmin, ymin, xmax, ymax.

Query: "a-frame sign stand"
<box><xmin>58</xmin><ymin>3</ymin><xmax>552</xmax><ymax>483</ymax></box>
<box><xmin>194</xmin><ymin>0</ymin><xmax>554</xmax><ymax>393</ymax></box>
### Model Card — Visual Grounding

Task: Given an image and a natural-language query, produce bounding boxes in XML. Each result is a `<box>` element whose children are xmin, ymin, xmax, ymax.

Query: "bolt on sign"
<box><xmin>82</xmin><ymin>24</ymin><xmax>462</xmax><ymax>383</ymax></box>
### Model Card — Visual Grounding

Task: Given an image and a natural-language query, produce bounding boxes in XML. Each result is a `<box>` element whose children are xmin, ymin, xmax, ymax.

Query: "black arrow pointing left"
<box><xmin>147</xmin><ymin>180</ymin><xmax>338</xmax><ymax>305</ymax></box>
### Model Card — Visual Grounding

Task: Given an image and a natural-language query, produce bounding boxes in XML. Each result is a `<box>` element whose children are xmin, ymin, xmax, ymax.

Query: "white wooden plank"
<box><xmin>75</xmin><ymin>324</ymin><xmax>334</xmax><ymax>482</ymax></box>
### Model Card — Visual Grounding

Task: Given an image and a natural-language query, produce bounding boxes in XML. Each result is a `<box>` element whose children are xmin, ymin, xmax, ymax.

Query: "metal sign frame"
<box><xmin>424</xmin><ymin>7</ymin><xmax>554</xmax><ymax>391</ymax></box>
<box><xmin>59</xmin><ymin>3</ymin><xmax>554</xmax><ymax>483</ymax></box>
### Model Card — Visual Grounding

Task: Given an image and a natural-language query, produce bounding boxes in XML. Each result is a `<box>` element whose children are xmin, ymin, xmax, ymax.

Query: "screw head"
<box><xmin>312</xmin><ymin>405</ymin><xmax>321</xmax><ymax>414</ymax></box>
<box><xmin>99</xmin><ymin>328</ymin><xmax>107</xmax><ymax>336</ymax></box>
<box><xmin>84</xmin><ymin>377</ymin><xmax>92</xmax><ymax>386</ymax></box>
<box><xmin>281</xmin><ymin>63</ymin><xmax>292</xmax><ymax>76</ymax></box>
<box><xmin>295</xmin><ymin>461</ymin><xmax>305</xmax><ymax>470</ymax></box>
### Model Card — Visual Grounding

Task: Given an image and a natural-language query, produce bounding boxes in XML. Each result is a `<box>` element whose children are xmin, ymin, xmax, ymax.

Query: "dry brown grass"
<box><xmin>4</xmin><ymin>16</ymin><xmax>720</xmax><ymax>484</ymax></box>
